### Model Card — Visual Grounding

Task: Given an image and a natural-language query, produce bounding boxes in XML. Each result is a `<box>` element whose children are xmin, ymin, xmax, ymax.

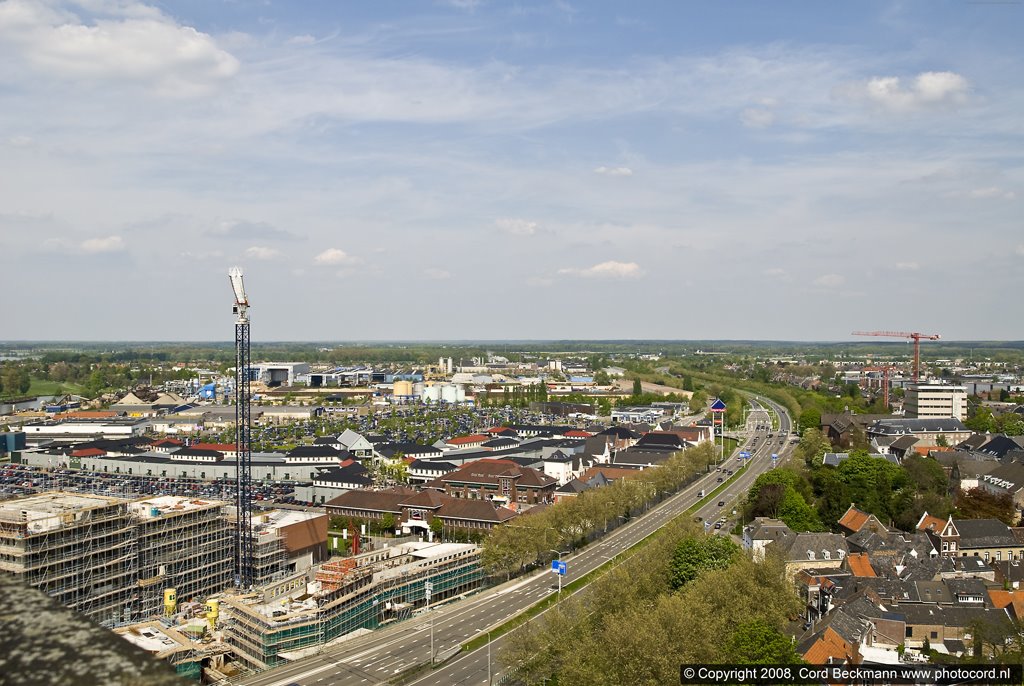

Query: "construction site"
<box><xmin>222</xmin><ymin>541</ymin><xmax>483</xmax><ymax>670</ymax></box>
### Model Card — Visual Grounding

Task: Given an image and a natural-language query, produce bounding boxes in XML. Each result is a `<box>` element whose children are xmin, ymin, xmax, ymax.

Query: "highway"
<box><xmin>243</xmin><ymin>396</ymin><xmax>793</xmax><ymax>686</ymax></box>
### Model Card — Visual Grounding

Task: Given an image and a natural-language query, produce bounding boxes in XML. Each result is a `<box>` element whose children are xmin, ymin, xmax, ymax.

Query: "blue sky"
<box><xmin>1</xmin><ymin>0</ymin><xmax>1021</xmax><ymax>341</ymax></box>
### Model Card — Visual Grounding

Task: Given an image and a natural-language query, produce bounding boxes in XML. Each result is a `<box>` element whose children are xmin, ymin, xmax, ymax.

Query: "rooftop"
<box><xmin>128</xmin><ymin>495</ymin><xmax>224</xmax><ymax>519</ymax></box>
<box><xmin>0</xmin><ymin>492</ymin><xmax>125</xmax><ymax>530</ymax></box>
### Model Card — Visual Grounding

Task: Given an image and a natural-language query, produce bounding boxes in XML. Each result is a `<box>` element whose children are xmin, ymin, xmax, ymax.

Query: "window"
<box><xmin>905</xmin><ymin>627</ymin><xmax>912</xmax><ymax>638</ymax></box>
<box><xmin>200</xmin><ymin>472</ymin><xmax>205</xmax><ymax>479</ymax></box>
<box><xmin>942</xmin><ymin>542</ymin><xmax>949</xmax><ymax>551</ymax></box>
<box><xmin>997</xmin><ymin>551</ymin><xmax>1002</xmax><ymax>561</ymax></box>
<box><xmin>930</xmin><ymin>631</ymin><xmax>938</xmax><ymax>639</ymax></box>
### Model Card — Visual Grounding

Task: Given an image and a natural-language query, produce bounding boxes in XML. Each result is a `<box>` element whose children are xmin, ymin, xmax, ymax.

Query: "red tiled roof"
<box><xmin>988</xmin><ymin>590</ymin><xmax>1024</xmax><ymax>620</ymax></box>
<box><xmin>71</xmin><ymin>448</ymin><xmax>106</xmax><ymax>457</ymax></box>
<box><xmin>802</xmin><ymin>627</ymin><xmax>853</xmax><ymax>665</ymax></box>
<box><xmin>150</xmin><ymin>438</ymin><xmax>183</xmax><ymax>447</ymax></box>
<box><xmin>447</xmin><ymin>434</ymin><xmax>489</xmax><ymax>446</ymax></box>
<box><xmin>847</xmin><ymin>553</ymin><xmax>876</xmax><ymax>577</ymax></box>
<box><xmin>917</xmin><ymin>513</ymin><xmax>945</xmax><ymax>533</ymax></box>
<box><xmin>564</xmin><ymin>430</ymin><xmax>593</xmax><ymax>438</ymax></box>
<box><xmin>838</xmin><ymin>505</ymin><xmax>870</xmax><ymax>533</ymax></box>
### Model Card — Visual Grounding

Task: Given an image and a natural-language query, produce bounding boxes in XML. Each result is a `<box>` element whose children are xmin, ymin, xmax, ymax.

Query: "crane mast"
<box><xmin>851</xmin><ymin>330</ymin><xmax>941</xmax><ymax>382</ymax></box>
<box><xmin>229</xmin><ymin>267</ymin><xmax>254</xmax><ymax>588</ymax></box>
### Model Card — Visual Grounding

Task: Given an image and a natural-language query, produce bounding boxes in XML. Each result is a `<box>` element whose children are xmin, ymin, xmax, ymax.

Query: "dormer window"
<box><xmin>823</xmin><ymin>550</ymin><xmax>831</xmax><ymax>560</ymax></box>
<box><xmin>837</xmin><ymin>550</ymin><xmax>846</xmax><ymax>560</ymax></box>
<box><xmin>807</xmin><ymin>550</ymin><xmax>815</xmax><ymax>560</ymax></box>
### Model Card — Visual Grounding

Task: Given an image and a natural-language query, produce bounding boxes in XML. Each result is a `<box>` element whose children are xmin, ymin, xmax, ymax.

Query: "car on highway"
<box><xmin>717</xmin><ymin>500</ymin><xmax>725</xmax><ymax>507</ymax></box>
<box><xmin>716</xmin><ymin>477</ymin><xmax>723</xmax><ymax>482</ymax></box>
<box><xmin>713</xmin><ymin>522</ymin><xmax>723</xmax><ymax>529</ymax></box>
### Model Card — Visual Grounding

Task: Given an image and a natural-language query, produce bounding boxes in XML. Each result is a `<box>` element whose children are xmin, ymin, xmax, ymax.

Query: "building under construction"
<box><xmin>0</xmin><ymin>492</ymin><xmax>237</xmax><ymax>626</ymax></box>
<box><xmin>0</xmin><ymin>493</ymin><xmax>135</xmax><ymax>623</ymax></box>
<box><xmin>130</xmin><ymin>495</ymin><xmax>234</xmax><ymax>618</ymax></box>
<box><xmin>222</xmin><ymin>541</ymin><xmax>483</xmax><ymax>670</ymax></box>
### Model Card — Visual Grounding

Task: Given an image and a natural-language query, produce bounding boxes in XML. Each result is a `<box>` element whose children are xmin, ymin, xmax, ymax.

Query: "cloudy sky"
<box><xmin>1</xmin><ymin>1</ymin><xmax>1021</xmax><ymax>341</ymax></box>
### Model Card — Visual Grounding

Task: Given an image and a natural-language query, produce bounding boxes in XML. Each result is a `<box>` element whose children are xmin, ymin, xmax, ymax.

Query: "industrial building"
<box><xmin>905</xmin><ymin>382</ymin><xmax>968</xmax><ymax>421</ymax></box>
<box><xmin>222</xmin><ymin>541</ymin><xmax>482</xmax><ymax>670</ymax></box>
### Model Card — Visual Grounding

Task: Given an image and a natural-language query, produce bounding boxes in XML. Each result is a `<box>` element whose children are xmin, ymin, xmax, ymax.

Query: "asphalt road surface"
<box><xmin>243</xmin><ymin>395</ymin><xmax>793</xmax><ymax>686</ymax></box>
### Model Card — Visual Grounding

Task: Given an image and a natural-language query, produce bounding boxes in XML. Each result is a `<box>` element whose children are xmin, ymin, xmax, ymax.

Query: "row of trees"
<box><xmin>503</xmin><ymin>521</ymin><xmax>803</xmax><ymax>684</ymax></box>
<box><xmin>481</xmin><ymin>443</ymin><xmax>718</xmax><ymax>579</ymax></box>
<box><xmin>744</xmin><ymin>427</ymin><xmax>1019</xmax><ymax>532</ymax></box>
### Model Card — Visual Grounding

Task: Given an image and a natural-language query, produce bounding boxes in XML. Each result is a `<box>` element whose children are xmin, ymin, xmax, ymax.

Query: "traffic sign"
<box><xmin>739</xmin><ymin>451</ymin><xmax>750</xmax><ymax>459</ymax></box>
<box><xmin>551</xmin><ymin>560</ymin><xmax>567</xmax><ymax>575</ymax></box>
<box><xmin>710</xmin><ymin>398</ymin><xmax>727</xmax><ymax>412</ymax></box>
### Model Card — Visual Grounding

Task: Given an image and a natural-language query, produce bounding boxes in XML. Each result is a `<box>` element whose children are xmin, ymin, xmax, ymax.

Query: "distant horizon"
<box><xmin>2</xmin><ymin>339</ymin><xmax>1022</xmax><ymax>346</ymax></box>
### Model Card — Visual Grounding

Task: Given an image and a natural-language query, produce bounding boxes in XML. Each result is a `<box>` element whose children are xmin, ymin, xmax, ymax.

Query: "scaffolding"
<box><xmin>129</xmin><ymin>496</ymin><xmax>234</xmax><ymax>618</ymax></box>
<box><xmin>222</xmin><ymin>542</ymin><xmax>484</xmax><ymax>670</ymax></box>
<box><xmin>0</xmin><ymin>493</ymin><xmax>136</xmax><ymax>625</ymax></box>
<box><xmin>0</xmin><ymin>491</ymin><xmax>239</xmax><ymax>627</ymax></box>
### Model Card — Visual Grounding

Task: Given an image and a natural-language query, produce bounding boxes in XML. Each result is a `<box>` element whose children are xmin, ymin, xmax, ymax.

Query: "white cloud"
<box><xmin>286</xmin><ymin>34</ymin><xmax>317</xmax><ymax>46</ymax></box>
<box><xmin>495</xmin><ymin>217</ymin><xmax>539</xmax><ymax>236</ymax></box>
<box><xmin>842</xmin><ymin>71</ymin><xmax>968</xmax><ymax>112</ymax></box>
<box><xmin>245</xmin><ymin>246</ymin><xmax>279</xmax><ymax>260</ymax></box>
<box><xmin>895</xmin><ymin>261</ymin><xmax>919</xmax><ymax>270</ymax></box>
<box><xmin>0</xmin><ymin>0</ymin><xmax>239</xmax><ymax>97</ymax></box>
<box><xmin>81</xmin><ymin>235</ymin><xmax>125</xmax><ymax>253</ymax></box>
<box><xmin>559</xmin><ymin>261</ymin><xmax>643</xmax><ymax>279</ymax></box>
<box><xmin>424</xmin><ymin>267</ymin><xmax>451</xmax><ymax>280</ymax></box>
<box><xmin>313</xmin><ymin>248</ymin><xmax>357</xmax><ymax>265</ymax></box>
<box><xmin>970</xmin><ymin>187</ymin><xmax>1016</xmax><ymax>199</ymax></box>
<box><xmin>740</xmin><ymin>107</ymin><xmax>774</xmax><ymax>129</ymax></box>
<box><xmin>813</xmin><ymin>273</ymin><xmax>845</xmax><ymax>288</ymax></box>
<box><xmin>762</xmin><ymin>267</ymin><xmax>787</xmax><ymax>278</ymax></box>
<box><xmin>593</xmin><ymin>166</ymin><xmax>633</xmax><ymax>176</ymax></box>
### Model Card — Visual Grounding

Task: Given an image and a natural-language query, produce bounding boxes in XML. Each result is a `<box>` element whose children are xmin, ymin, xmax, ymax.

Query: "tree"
<box><xmin>936</xmin><ymin>434</ymin><xmax>949</xmax><ymax>447</ymax></box>
<box><xmin>728</xmin><ymin>619</ymin><xmax>804</xmax><ymax>664</ymax></box>
<box><xmin>798</xmin><ymin>408</ymin><xmax>821</xmax><ymax>434</ymax></box>
<box><xmin>632</xmin><ymin>378</ymin><xmax>642</xmax><ymax>396</ymax></box>
<box><xmin>689</xmin><ymin>389</ymin><xmax>708</xmax><ymax>413</ymax></box>
<box><xmin>379</xmin><ymin>513</ymin><xmax>396</xmax><ymax>534</ymax></box>
<box><xmin>669</xmin><ymin>535</ymin><xmax>740</xmax><ymax>590</ymax></box>
<box><xmin>956</xmin><ymin>488</ymin><xmax>1016</xmax><ymax>525</ymax></box>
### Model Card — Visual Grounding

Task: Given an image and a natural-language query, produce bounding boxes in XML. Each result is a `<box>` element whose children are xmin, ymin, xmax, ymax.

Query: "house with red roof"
<box><xmin>425</xmin><ymin>458</ymin><xmax>557</xmax><ymax>506</ymax></box>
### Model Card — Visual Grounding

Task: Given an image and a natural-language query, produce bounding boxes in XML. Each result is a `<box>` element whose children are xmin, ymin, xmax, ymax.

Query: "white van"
<box><xmin>698</xmin><ymin>489</ymin><xmax>705</xmax><ymax>498</ymax></box>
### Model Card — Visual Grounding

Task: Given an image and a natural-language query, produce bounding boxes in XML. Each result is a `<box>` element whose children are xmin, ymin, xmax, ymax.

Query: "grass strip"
<box><xmin>460</xmin><ymin>465</ymin><xmax>750</xmax><ymax>653</ymax></box>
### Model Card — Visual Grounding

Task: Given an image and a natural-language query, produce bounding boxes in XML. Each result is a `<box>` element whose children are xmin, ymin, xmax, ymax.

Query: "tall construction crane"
<box><xmin>860</xmin><ymin>365</ymin><xmax>898</xmax><ymax>409</ymax></box>
<box><xmin>229</xmin><ymin>267</ymin><xmax>254</xmax><ymax>588</ymax></box>
<box><xmin>851</xmin><ymin>331</ymin><xmax>941</xmax><ymax>382</ymax></box>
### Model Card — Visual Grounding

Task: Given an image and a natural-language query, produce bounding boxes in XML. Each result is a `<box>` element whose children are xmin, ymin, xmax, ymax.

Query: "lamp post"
<box><xmin>487</xmin><ymin>629</ymin><xmax>492</xmax><ymax>685</ymax></box>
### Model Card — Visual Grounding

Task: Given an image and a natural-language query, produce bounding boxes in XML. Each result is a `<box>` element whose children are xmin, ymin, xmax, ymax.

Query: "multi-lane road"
<box><xmin>244</xmin><ymin>396</ymin><xmax>793</xmax><ymax>686</ymax></box>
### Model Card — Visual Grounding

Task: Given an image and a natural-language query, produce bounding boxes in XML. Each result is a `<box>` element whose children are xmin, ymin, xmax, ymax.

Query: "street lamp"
<box><xmin>487</xmin><ymin>629</ymin><xmax>492</xmax><ymax>686</ymax></box>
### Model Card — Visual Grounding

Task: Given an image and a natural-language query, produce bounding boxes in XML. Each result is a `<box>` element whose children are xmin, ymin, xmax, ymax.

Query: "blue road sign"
<box><xmin>771</xmin><ymin>454</ymin><xmax>778</xmax><ymax>460</ymax></box>
<box><xmin>739</xmin><ymin>451</ymin><xmax>751</xmax><ymax>459</ymax></box>
<box><xmin>710</xmin><ymin>398</ymin><xmax>727</xmax><ymax>412</ymax></box>
<box><xmin>551</xmin><ymin>560</ymin><xmax>567</xmax><ymax>575</ymax></box>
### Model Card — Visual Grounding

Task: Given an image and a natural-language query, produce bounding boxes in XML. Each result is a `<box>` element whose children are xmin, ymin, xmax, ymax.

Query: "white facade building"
<box><xmin>905</xmin><ymin>383</ymin><xmax>968</xmax><ymax>421</ymax></box>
